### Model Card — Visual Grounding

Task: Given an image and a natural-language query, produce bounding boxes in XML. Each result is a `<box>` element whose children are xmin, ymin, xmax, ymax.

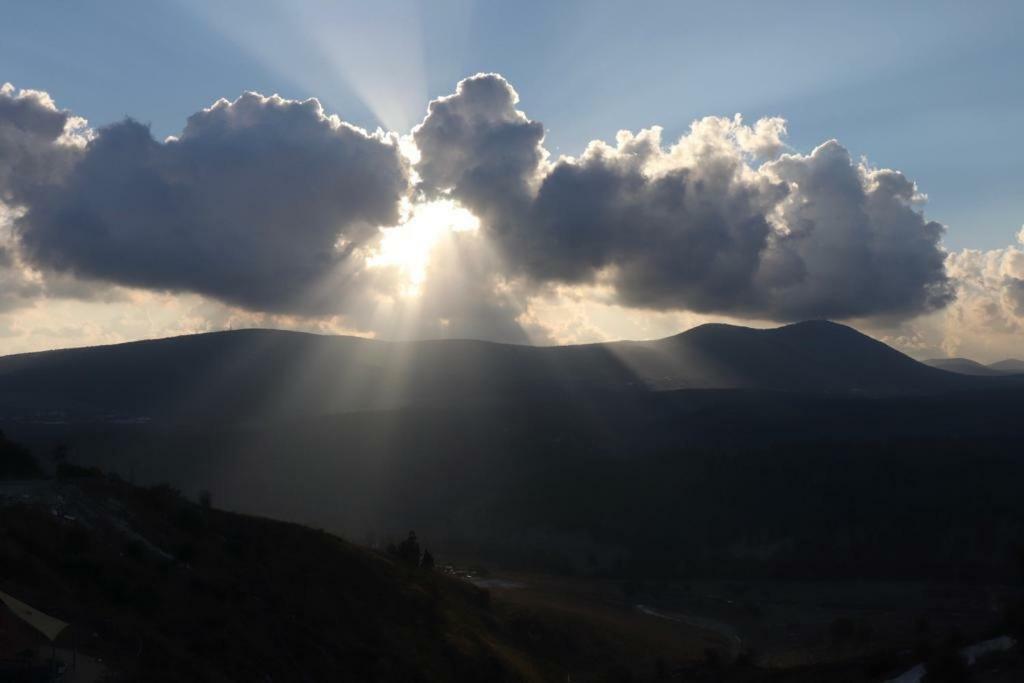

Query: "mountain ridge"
<box><xmin>987</xmin><ymin>358</ymin><xmax>1024</xmax><ymax>373</ymax></box>
<box><xmin>0</xmin><ymin>320</ymin><xmax>1009</xmax><ymax>427</ymax></box>
<box><xmin>924</xmin><ymin>356</ymin><xmax>1024</xmax><ymax>375</ymax></box>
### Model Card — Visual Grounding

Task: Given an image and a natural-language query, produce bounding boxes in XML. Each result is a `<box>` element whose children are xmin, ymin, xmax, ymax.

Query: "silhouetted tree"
<box><xmin>198</xmin><ymin>489</ymin><xmax>213</xmax><ymax>509</ymax></box>
<box><xmin>397</xmin><ymin>531</ymin><xmax>420</xmax><ymax>566</ymax></box>
<box><xmin>421</xmin><ymin>549</ymin><xmax>435</xmax><ymax>570</ymax></box>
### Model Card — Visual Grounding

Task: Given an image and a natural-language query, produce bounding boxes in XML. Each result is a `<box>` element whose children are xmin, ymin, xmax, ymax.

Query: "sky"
<box><xmin>1</xmin><ymin>0</ymin><xmax>1023</xmax><ymax>360</ymax></box>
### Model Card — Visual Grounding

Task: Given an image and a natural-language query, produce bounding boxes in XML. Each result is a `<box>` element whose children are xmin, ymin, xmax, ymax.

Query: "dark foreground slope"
<box><xmin>4</xmin><ymin>454</ymin><xmax>1024</xmax><ymax>682</ymax></box>
<box><xmin>0</xmin><ymin>471</ymin><xmax>554</xmax><ymax>682</ymax></box>
<box><xmin>0</xmin><ymin>321</ymin><xmax>1007</xmax><ymax>426</ymax></box>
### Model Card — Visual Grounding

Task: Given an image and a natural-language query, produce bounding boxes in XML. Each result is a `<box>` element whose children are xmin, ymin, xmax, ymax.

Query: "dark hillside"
<box><xmin>0</xmin><ymin>322</ymin><xmax>1007</xmax><ymax>428</ymax></box>
<box><xmin>0</xmin><ymin>474</ymin><xmax>550</xmax><ymax>682</ymax></box>
<box><xmin>640</xmin><ymin>320</ymin><xmax>964</xmax><ymax>392</ymax></box>
<box><xmin>11</xmin><ymin>385</ymin><xmax>1024</xmax><ymax>584</ymax></box>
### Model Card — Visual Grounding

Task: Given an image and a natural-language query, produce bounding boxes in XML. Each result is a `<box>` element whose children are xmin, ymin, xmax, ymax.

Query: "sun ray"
<box><xmin>367</xmin><ymin>199</ymin><xmax>480</xmax><ymax>298</ymax></box>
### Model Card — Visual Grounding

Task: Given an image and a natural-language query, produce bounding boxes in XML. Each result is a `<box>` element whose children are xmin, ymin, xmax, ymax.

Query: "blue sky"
<box><xmin>4</xmin><ymin>1</ymin><xmax>1022</xmax><ymax>251</ymax></box>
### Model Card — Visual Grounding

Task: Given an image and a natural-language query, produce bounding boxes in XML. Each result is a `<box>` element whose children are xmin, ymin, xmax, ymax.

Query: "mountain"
<box><xmin>0</xmin><ymin>320</ymin><xmax>995</xmax><ymax>426</ymax></box>
<box><xmin>924</xmin><ymin>356</ymin><xmax>1024</xmax><ymax>375</ymax></box>
<box><xmin>989</xmin><ymin>358</ymin><xmax>1024</xmax><ymax>373</ymax></box>
<box><xmin>923</xmin><ymin>357</ymin><xmax>1008</xmax><ymax>375</ymax></box>
<box><xmin>4</xmin><ymin>321</ymin><xmax>1024</xmax><ymax>586</ymax></box>
<box><xmin>632</xmin><ymin>320</ymin><xmax>966</xmax><ymax>393</ymax></box>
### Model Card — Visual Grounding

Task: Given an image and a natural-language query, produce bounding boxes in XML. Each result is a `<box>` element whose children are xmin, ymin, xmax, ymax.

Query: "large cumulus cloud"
<box><xmin>756</xmin><ymin>141</ymin><xmax>954</xmax><ymax>319</ymax></box>
<box><xmin>943</xmin><ymin>229</ymin><xmax>1024</xmax><ymax>349</ymax></box>
<box><xmin>414</xmin><ymin>74</ymin><xmax>545</xmax><ymax>219</ymax></box>
<box><xmin>414</xmin><ymin>74</ymin><xmax>954</xmax><ymax>321</ymax></box>
<box><xmin>7</xmin><ymin>90</ymin><xmax>409</xmax><ymax>313</ymax></box>
<box><xmin>0</xmin><ymin>73</ymin><xmax>965</xmax><ymax>337</ymax></box>
<box><xmin>0</xmin><ymin>83</ymin><xmax>86</xmax><ymax>203</ymax></box>
<box><xmin>869</xmin><ymin>228</ymin><xmax>1024</xmax><ymax>362</ymax></box>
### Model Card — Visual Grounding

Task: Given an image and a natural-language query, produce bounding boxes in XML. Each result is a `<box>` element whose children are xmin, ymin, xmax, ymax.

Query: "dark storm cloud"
<box><xmin>0</xmin><ymin>85</ymin><xmax>66</xmax><ymax>138</ymax></box>
<box><xmin>11</xmin><ymin>91</ymin><xmax>409</xmax><ymax>313</ymax></box>
<box><xmin>0</xmin><ymin>83</ymin><xmax>84</xmax><ymax>202</ymax></box>
<box><xmin>755</xmin><ymin>141</ymin><xmax>954</xmax><ymax>319</ymax></box>
<box><xmin>414</xmin><ymin>74</ymin><xmax>954</xmax><ymax>321</ymax></box>
<box><xmin>2</xmin><ymin>75</ymin><xmax>956</xmax><ymax>325</ymax></box>
<box><xmin>524</xmin><ymin>131</ymin><xmax>788</xmax><ymax>314</ymax></box>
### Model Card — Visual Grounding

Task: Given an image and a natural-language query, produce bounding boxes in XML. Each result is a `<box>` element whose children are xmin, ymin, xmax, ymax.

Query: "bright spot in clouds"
<box><xmin>369</xmin><ymin>199</ymin><xmax>480</xmax><ymax>297</ymax></box>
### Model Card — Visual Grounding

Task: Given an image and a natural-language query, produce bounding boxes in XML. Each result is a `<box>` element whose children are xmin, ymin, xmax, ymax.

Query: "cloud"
<box><xmin>11</xmin><ymin>91</ymin><xmax>409</xmax><ymax>313</ymax></box>
<box><xmin>871</xmin><ymin>228</ymin><xmax>1024</xmax><ymax>362</ymax></box>
<box><xmin>1008</xmin><ymin>278</ymin><xmax>1024</xmax><ymax>316</ymax></box>
<box><xmin>413</xmin><ymin>73</ymin><xmax>546</xmax><ymax>218</ymax></box>
<box><xmin>0</xmin><ymin>83</ymin><xmax>86</xmax><ymax>203</ymax></box>
<box><xmin>413</xmin><ymin>74</ymin><xmax>954</xmax><ymax>322</ymax></box>
<box><xmin>757</xmin><ymin>141</ymin><xmax>954</xmax><ymax>319</ymax></box>
<box><xmin>0</xmin><ymin>74</ymin><xmax>974</xmax><ymax>350</ymax></box>
<box><xmin>941</xmin><ymin>229</ymin><xmax>1024</xmax><ymax>353</ymax></box>
<box><xmin>734</xmin><ymin>116</ymin><xmax>788</xmax><ymax>158</ymax></box>
<box><xmin>0</xmin><ymin>246</ymin><xmax>43</xmax><ymax>313</ymax></box>
<box><xmin>0</xmin><ymin>202</ymin><xmax>119</xmax><ymax>313</ymax></box>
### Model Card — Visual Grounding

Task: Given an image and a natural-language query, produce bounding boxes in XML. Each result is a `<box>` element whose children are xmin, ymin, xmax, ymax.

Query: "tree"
<box><xmin>397</xmin><ymin>531</ymin><xmax>420</xmax><ymax>566</ymax></box>
<box><xmin>421</xmin><ymin>549</ymin><xmax>435</xmax><ymax>570</ymax></box>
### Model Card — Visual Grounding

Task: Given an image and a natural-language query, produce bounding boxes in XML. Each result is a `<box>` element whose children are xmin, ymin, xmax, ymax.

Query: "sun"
<box><xmin>368</xmin><ymin>199</ymin><xmax>480</xmax><ymax>297</ymax></box>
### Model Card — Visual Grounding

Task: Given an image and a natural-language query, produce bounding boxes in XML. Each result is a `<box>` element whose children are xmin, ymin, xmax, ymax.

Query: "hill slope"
<box><xmin>0</xmin><ymin>321</ymin><xmax>992</xmax><ymax>425</ymax></box>
<box><xmin>8</xmin><ymin>469</ymin><xmax>1017</xmax><ymax>682</ymax></box>
<box><xmin>924</xmin><ymin>357</ymin><xmax>1009</xmax><ymax>375</ymax></box>
<box><xmin>633</xmin><ymin>320</ymin><xmax>963</xmax><ymax>392</ymax></box>
<box><xmin>989</xmin><ymin>358</ymin><xmax>1024</xmax><ymax>373</ymax></box>
<box><xmin>0</xmin><ymin>473</ymin><xmax>551</xmax><ymax>682</ymax></box>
